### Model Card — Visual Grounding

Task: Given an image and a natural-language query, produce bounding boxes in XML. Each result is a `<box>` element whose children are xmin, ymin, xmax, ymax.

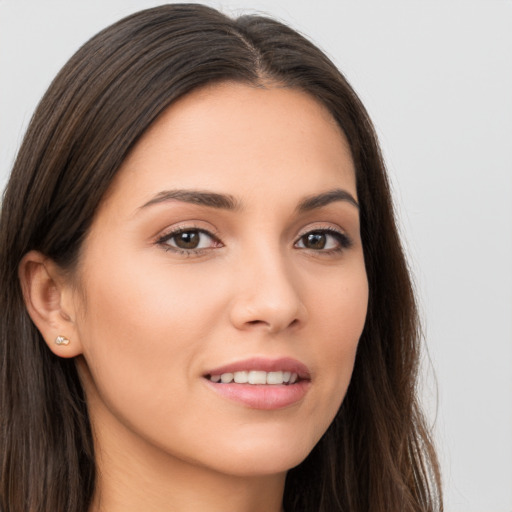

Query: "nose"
<box><xmin>228</xmin><ymin>250</ymin><xmax>307</xmax><ymax>334</ymax></box>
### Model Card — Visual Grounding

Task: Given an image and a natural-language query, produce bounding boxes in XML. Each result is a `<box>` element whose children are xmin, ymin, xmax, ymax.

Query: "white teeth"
<box><xmin>209</xmin><ymin>370</ymin><xmax>301</xmax><ymax>385</ymax></box>
<box><xmin>233</xmin><ymin>371</ymin><xmax>248</xmax><ymax>383</ymax></box>
<box><xmin>248</xmin><ymin>370</ymin><xmax>267</xmax><ymax>384</ymax></box>
<box><xmin>220</xmin><ymin>372</ymin><xmax>234</xmax><ymax>383</ymax></box>
<box><xmin>266</xmin><ymin>371</ymin><xmax>283</xmax><ymax>384</ymax></box>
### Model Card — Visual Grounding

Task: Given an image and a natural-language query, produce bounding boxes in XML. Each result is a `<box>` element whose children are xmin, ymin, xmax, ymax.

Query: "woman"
<box><xmin>0</xmin><ymin>4</ymin><xmax>442</xmax><ymax>511</ymax></box>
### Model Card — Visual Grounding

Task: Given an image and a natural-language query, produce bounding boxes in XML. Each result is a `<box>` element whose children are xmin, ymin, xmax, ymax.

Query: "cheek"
<box><xmin>78</xmin><ymin>241</ymin><xmax>223</xmax><ymax>341</ymax></box>
<box><xmin>313</xmin><ymin>262</ymin><xmax>369</xmax><ymax>350</ymax></box>
<box><xmin>73</xmin><ymin>248</ymin><xmax>224</xmax><ymax>410</ymax></box>
<box><xmin>302</xmin><ymin>263</ymin><xmax>368</xmax><ymax>437</ymax></box>
<box><xmin>73</xmin><ymin>268</ymin><xmax>226</xmax><ymax>464</ymax></box>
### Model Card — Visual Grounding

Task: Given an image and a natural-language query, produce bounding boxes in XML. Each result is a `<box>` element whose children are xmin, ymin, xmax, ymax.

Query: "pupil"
<box><xmin>176</xmin><ymin>231</ymin><xmax>199</xmax><ymax>249</ymax></box>
<box><xmin>306</xmin><ymin>232</ymin><xmax>326</xmax><ymax>249</ymax></box>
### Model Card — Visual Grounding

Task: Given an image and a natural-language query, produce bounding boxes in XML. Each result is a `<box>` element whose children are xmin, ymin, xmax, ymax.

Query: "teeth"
<box><xmin>220</xmin><ymin>372</ymin><xmax>234</xmax><ymax>383</ymax></box>
<box><xmin>234</xmin><ymin>371</ymin><xmax>248</xmax><ymax>383</ymax></box>
<box><xmin>209</xmin><ymin>370</ymin><xmax>300</xmax><ymax>385</ymax></box>
<box><xmin>266</xmin><ymin>371</ymin><xmax>283</xmax><ymax>384</ymax></box>
<box><xmin>248</xmin><ymin>371</ymin><xmax>267</xmax><ymax>384</ymax></box>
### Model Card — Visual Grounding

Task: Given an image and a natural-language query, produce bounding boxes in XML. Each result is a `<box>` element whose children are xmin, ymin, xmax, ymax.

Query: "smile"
<box><xmin>203</xmin><ymin>357</ymin><xmax>311</xmax><ymax>410</ymax></box>
<box><xmin>208</xmin><ymin>370</ymin><xmax>298</xmax><ymax>385</ymax></box>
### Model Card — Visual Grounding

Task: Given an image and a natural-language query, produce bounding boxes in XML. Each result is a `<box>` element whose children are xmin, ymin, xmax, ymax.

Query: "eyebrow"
<box><xmin>139</xmin><ymin>187</ymin><xmax>358</xmax><ymax>213</ymax></box>
<box><xmin>140</xmin><ymin>189</ymin><xmax>240</xmax><ymax>211</ymax></box>
<box><xmin>296</xmin><ymin>189</ymin><xmax>359</xmax><ymax>212</ymax></box>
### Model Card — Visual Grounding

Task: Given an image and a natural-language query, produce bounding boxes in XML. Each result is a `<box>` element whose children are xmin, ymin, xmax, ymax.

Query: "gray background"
<box><xmin>1</xmin><ymin>1</ymin><xmax>511</xmax><ymax>510</ymax></box>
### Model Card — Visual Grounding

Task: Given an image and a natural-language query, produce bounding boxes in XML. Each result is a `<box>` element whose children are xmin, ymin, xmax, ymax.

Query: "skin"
<box><xmin>20</xmin><ymin>82</ymin><xmax>368</xmax><ymax>512</ymax></box>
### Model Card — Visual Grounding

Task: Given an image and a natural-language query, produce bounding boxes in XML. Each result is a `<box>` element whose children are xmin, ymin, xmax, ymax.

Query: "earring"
<box><xmin>55</xmin><ymin>335</ymin><xmax>70</xmax><ymax>346</ymax></box>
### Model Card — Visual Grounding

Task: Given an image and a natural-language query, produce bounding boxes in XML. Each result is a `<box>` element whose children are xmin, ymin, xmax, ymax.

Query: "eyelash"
<box><xmin>156</xmin><ymin>226</ymin><xmax>352</xmax><ymax>256</ymax></box>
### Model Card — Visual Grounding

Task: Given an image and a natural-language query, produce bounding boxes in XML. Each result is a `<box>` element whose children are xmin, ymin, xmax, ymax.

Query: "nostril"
<box><xmin>245</xmin><ymin>317</ymin><xmax>300</xmax><ymax>331</ymax></box>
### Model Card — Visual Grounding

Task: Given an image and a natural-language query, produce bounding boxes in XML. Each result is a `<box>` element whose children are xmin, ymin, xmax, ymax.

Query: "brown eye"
<box><xmin>295</xmin><ymin>229</ymin><xmax>351</xmax><ymax>252</ymax></box>
<box><xmin>303</xmin><ymin>232</ymin><xmax>327</xmax><ymax>250</ymax></box>
<box><xmin>159</xmin><ymin>228</ymin><xmax>221</xmax><ymax>252</ymax></box>
<box><xmin>174</xmin><ymin>231</ymin><xmax>200</xmax><ymax>249</ymax></box>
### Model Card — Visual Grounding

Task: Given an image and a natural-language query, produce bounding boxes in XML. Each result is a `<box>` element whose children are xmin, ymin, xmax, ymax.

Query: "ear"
<box><xmin>18</xmin><ymin>250</ymin><xmax>83</xmax><ymax>358</ymax></box>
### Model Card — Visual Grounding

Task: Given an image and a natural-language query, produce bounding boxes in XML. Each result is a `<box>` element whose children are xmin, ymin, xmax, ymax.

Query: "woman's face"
<box><xmin>71</xmin><ymin>82</ymin><xmax>368</xmax><ymax>477</ymax></box>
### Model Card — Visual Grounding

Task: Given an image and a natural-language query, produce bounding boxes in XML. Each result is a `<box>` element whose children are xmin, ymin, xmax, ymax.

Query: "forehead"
<box><xmin>101</xmin><ymin>82</ymin><xmax>356</xmax><ymax>212</ymax></box>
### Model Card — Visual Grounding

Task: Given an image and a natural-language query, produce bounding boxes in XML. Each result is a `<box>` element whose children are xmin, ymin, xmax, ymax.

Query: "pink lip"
<box><xmin>203</xmin><ymin>357</ymin><xmax>311</xmax><ymax>410</ymax></box>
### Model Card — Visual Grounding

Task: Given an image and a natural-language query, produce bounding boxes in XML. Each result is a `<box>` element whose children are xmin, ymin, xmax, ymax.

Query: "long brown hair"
<box><xmin>0</xmin><ymin>4</ymin><xmax>442</xmax><ymax>511</ymax></box>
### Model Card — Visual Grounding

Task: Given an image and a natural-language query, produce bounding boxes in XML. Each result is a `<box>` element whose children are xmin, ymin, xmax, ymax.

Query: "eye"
<box><xmin>295</xmin><ymin>229</ymin><xmax>351</xmax><ymax>252</ymax></box>
<box><xmin>157</xmin><ymin>228</ymin><xmax>222</xmax><ymax>253</ymax></box>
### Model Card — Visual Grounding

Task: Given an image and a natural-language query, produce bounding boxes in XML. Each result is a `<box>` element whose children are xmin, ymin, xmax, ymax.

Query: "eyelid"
<box><xmin>295</xmin><ymin>223</ymin><xmax>348</xmax><ymax>240</ymax></box>
<box><xmin>154</xmin><ymin>220</ymin><xmax>219</xmax><ymax>240</ymax></box>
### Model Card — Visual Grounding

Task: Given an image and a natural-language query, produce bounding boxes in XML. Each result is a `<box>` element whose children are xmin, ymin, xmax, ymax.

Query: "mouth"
<box><xmin>203</xmin><ymin>357</ymin><xmax>311</xmax><ymax>410</ymax></box>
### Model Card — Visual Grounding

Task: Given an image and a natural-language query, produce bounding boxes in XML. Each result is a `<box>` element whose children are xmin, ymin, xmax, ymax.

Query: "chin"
<box><xmin>197</xmin><ymin>428</ymin><xmax>321</xmax><ymax>478</ymax></box>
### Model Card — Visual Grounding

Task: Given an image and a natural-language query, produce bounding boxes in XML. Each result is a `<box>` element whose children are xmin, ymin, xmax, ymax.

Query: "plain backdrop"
<box><xmin>1</xmin><ymin>1</ymin><xmax>511</xmax><ymax>510</ymax></box>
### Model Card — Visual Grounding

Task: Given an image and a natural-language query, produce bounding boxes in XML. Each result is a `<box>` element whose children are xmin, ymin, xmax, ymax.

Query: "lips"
<box><xmin>203</xmin><ymin>357</ymin><xmax>311</xmax><ymax>410</ymax></box>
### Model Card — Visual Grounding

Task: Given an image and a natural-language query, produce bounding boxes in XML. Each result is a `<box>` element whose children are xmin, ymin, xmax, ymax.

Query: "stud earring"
<box><xmin>55</xmin><ymin>335</ymin><xmax>70</xmax><ymax>346</ymax></box>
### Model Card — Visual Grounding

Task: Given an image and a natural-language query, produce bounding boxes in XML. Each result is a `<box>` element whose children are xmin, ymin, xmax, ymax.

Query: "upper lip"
<box><xmin>204</xmin><ymin>357</ymin><xmax>311</xmax><ymax>380</ymax></box>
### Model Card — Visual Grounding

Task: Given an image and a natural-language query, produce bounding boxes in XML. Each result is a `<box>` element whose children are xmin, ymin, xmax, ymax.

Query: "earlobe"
<box><xmin>18</xmin><ymin>250</ymin><xmax>83</xmax><ymax>358</ymax></box>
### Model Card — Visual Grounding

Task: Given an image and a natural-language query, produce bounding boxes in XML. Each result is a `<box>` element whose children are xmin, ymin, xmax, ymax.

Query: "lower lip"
<box><xmin>204</xmin><ymin>380</ymin><xmax>310</xmax><ymax>410</ymax></box>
